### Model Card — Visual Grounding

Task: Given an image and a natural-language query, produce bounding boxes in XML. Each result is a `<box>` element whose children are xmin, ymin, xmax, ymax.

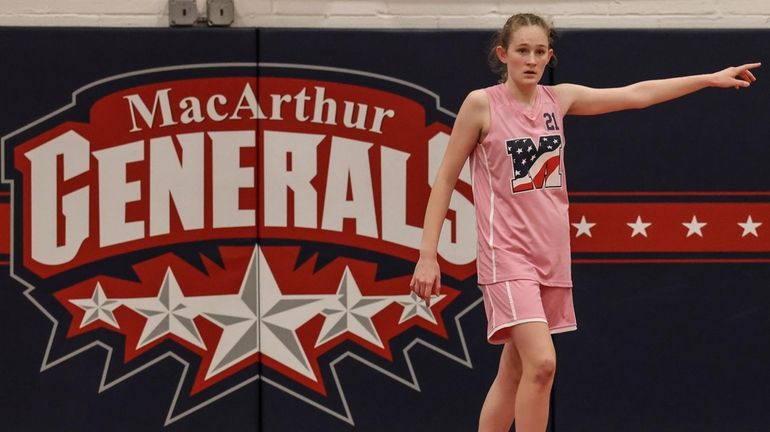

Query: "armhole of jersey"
<box><xmin>480</xmin><ymin>86</ymin><xmax>495</xmax><ymax>147</ymax></box>
<box><xmin>542</xmin><ymin>85</ymin><xmax>565</xmax><ymax>120</ymax></box>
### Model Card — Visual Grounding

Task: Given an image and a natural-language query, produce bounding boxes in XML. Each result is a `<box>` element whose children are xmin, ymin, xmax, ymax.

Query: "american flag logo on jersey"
<box><xmin>0</xmin><ymin>63</ymin><xmax>481</xmax><ymax>426</ymax></box>
<box><xmin>506</xmin><ymin>134</ymin><xmax>563</xmax><ymax>193</ymax></box>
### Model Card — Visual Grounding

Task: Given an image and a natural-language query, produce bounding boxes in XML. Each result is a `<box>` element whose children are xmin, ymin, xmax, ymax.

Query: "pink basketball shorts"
<box><xmin>479</xmin><ymin>279</ymin><xmax>577</xmax><ymax>344</ymax></box>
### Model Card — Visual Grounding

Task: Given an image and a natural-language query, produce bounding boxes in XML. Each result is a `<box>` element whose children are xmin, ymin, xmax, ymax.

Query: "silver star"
<box><xmin>122</xmin><ymin>268</ymin><xmax>206</xmax><ymax>350</ymax></box>
<box><xmin>70</xmin><ymin>282</ymin><xmax>120</xmax><ymax>329</ymax></box>
<box><xmin>395</xmin><ymin>291</ymin><xmax>446</xmax><ymax>324</ymax></box>
<box><xmin>315</xmin><ymin>267</ymin><xmax>393</xmax><ymax>348</ymax></box>
<box><xmin>199</xmin><ymin>246</ymin><xmax>327</xmax><ymax>381</ymax></box>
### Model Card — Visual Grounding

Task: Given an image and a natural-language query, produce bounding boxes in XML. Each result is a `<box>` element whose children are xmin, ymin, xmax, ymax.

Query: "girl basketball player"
<box><xmin>409</xmin><ymin>13</ymin><xmax>759</xmax><ymax>432</ymax></box>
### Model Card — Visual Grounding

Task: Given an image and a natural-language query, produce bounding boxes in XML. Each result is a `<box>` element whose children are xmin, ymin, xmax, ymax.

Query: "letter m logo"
<box><xmin>505</xmin><ymin>134</ymin><xmax>562</xmax><ymax>193</ymax></box>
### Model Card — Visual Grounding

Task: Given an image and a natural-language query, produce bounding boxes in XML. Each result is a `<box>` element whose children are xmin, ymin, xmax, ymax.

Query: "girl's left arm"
<box><xmin>553</xmin><ymin>62</ymin><xmax>761</xmax><ymax>116</ymax></box>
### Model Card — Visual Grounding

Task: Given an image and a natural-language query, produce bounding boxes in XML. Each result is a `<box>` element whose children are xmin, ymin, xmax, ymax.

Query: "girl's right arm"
<box><xmin>410</xmin><ymin>89</ymin><xmax>488</xmax><ymax>306</ymax></box>
<box><xmin>553</xmin><ymin>63</ymin><xmax>760</xmax><ymax>116</ymax></box>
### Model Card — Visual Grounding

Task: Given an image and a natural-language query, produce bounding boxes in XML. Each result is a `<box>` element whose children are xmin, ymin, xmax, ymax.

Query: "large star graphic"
<box><xmin>199</xmin><ymin>246</ymin><xmax>328</xmax><ymax>381</ymax></box>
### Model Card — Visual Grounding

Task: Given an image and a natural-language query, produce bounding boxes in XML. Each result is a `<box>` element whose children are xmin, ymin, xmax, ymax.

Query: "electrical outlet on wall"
<box><xmin>169</xmin><ymin>0</ymin><xmax>198</xmax><ymax>26</ymax></box>
<box><xmin>207</xmin><ymin>0</ymin><xmax>234</xmax><ymax>26</ymax></box>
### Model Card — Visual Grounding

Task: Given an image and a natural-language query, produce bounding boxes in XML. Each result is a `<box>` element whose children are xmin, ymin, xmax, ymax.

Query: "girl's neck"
<box><xmin>504</xmin><ymin>80</ymin><xmax>538</xmax><ymax>107</ymax></box>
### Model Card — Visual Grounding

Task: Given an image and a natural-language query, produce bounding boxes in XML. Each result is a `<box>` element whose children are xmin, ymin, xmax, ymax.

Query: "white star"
<box><xmin>315</xmin><ymin>267</ymin><xmax>394</xmax><ymax>348</ymax></box>
<box><xmin>198</xmin><ymin>246</ymin><xmax>328</xmax><ymax>381</ymax></box>
<box><xmin>516</xmin><ymin>148</ymin><xmax>523</xmax><ymax>154</ymax></box>
<box><xmin>682</xmin><ymin>215</ymin><xmax>707</xmax><ymax>238</ymax></box>
<box><xmin>530</xmin><ymin>155</ymin><xmax>536</xmax><ymax>161</ymax></box>
<box><xmin>627</xmin><ymin>215</ymin><xmax>652</xmax><ymax>238</ymax></box>
<box><xmin>738</xmin><ymin>215</ymin><xmax>762</xmax><ymax>237</ymax></box>
<box><xmin>528</xmin><ymin>145</ymin><xmax>533</xmax><ymax>152</ymax></box>
<box><xmin>122</xmin><ymin>268</ymin><xmax>206</xmax><ymax>350</ymax></box>
<box><xmin>571</xmin><ymin>216</ymin><xmax>596</xmax><ymax>238</ymax></box>
<box><xmin>515</xmin><ymin>170</ymin><xmax>521</xmax><ymax>176</ymax></box>
<box><xmin>70</xmin><ymin>282</ymin><xmax>120</xmax><ymax>329</ymax></box>
<box><xmin>394</xmin><ymin>291</ymin><xmax>446</xmax><ymax>325</ymax></box>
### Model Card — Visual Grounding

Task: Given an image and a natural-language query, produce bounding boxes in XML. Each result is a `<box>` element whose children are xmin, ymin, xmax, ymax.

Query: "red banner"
<box><xmin>569</xmin><ymin>202</ymin><xmax>770</xmax><ymax>252</ymax></box>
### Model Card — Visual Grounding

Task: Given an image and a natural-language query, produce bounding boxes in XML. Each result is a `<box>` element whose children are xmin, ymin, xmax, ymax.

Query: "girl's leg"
<box><xmin>511</xmin><ymin>321</ymin><xmax>556</xmax><ymax>432</ymax></box>
<box><xmin>478</xmin><ymin>342</ymin><xmax>523</xmax><ymax>431</ymax></box>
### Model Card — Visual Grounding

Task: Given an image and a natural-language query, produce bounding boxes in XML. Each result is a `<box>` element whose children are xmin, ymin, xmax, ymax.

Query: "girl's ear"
<box><xmin>547</xmin><ymin>48</ymin><xmax>558</xmax><ymax>68</ymax></box>
<box><xmin>495</xmin><ymin>45</ymin><xmax>507</xmax><ymax>64</ymax></box>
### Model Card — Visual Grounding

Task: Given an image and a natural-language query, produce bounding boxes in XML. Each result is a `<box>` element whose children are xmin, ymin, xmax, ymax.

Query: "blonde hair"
<box><xmin>488</xmin><ymin>13</ymin><xmax>556</xmax><ymax>83</ymax></box>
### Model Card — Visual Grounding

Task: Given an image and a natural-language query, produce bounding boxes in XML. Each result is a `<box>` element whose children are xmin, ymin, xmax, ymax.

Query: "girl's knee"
<box><xmin>526</xmin><ymin>356</ymin><xmax>556</xmax><ymax>386</ymax></box>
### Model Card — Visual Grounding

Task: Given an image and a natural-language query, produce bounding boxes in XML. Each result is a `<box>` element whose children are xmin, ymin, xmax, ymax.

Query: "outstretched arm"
<box><xmin>554</xmin><ymin>63</ymin><xmax>761</xmax><ymax>116</ymax></box>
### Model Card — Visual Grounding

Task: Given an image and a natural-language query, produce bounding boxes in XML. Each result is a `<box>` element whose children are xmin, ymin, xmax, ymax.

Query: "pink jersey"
<box><xmin>470</xmin><ymin>83</ymin><xmax>572</xmax><ymax>286</ymax></box>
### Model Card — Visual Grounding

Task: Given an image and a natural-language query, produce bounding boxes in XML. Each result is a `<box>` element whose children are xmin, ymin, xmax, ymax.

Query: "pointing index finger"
<box><xmin>741</xmin><ymin>62</ymin><xmax>762</xmax><ymax>71</ymax></box>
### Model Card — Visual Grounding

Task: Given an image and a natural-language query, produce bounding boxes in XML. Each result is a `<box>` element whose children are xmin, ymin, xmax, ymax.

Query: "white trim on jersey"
<box><xmin>505</xmin><ymin>280</ymin><xmax>518</xmax><ymax>321</ymax></box>
<box><xmin>488</xmin><ymin>318</ymin><xmax>549</xmax><ymax>341</ymax></box>
<box><xmin>550</xmin><ymin>325</ymin><xmax>578</xmax><ymax>334</ymax></box>
<box><xmin>488</xmin><ymin>288</ymin><xmax>497</xmax><ymax>329</ymax></box>
<box><xmin>480</xmin><ymin>145</ymin><xmax>497</xmax><ymax>282</ymax></box>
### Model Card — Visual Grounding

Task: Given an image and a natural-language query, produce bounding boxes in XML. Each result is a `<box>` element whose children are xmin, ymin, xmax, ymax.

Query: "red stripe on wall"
<box><xmin>0</xmin><ymin>203</ymin><xmax>8</xmax><ymax>255</ymax></box>
<box><xmin>569</xmin><ymin>203</ymin><xmax>770</xmax><ymax>252</ymax></box>
<box><xmin>1</xmin><ymin>199</ymin><xmax>767</xmax><ymax>266</ymax></box>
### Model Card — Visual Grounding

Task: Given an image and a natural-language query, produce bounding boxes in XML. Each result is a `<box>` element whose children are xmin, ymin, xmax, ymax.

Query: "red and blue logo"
<box><xmin>2</xmin><ymin>63</ymin><xmax>481</xmax><ymax>425</ymax></box>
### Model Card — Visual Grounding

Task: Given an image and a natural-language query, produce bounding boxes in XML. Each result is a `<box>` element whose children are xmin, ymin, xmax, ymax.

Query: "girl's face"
<box><xmin>496</xmin><ymin>25</ymin><xmax>553</xmax><ymax>87</ymax></box>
